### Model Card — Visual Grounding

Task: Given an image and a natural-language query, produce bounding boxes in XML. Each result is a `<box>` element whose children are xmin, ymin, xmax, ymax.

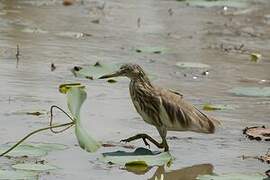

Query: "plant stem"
<box><xmin>50</xmin><ymin>105</ymin><xmax>74</xmax><ymax>134</ymax></box>
<box><xmin>0</xmin><ymin>122</ymin><xmax>74</xmax><ymax>157</ymax></box>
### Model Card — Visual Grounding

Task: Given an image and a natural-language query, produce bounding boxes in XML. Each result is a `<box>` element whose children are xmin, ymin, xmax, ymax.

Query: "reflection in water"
<box><xmin>149</xmin><ymin>164</ymin><xmax>214</xmax><ymax>180</ymax></box>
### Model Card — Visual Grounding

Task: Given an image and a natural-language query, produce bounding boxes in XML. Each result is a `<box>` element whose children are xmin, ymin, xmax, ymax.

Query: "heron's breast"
<box><xmin>133</xmin><ymin>100</ymin><xmax>155</xmax><ymax>125</ymax></box>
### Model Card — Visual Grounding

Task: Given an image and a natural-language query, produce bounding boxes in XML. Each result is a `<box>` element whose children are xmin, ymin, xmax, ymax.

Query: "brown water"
<box><xmin>0</xmin><ymin>0</ymin><xmax>270</xmax><ymax>179</ymax></box>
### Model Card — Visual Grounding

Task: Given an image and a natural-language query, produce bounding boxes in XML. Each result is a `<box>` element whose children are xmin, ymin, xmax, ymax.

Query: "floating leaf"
<box><xmin>100</xmin><ymin>147</ymin><xmax>172</xmax><ymax>166</ymax></box>
<box><xmin>230</xmin><ymin>87</ymin><xmax>270</xmax><ymax>97</ymax></box>
<box><xmin>72</xmin><ymin>62</ymin><xmax>121</xmax><ymax>80</ymax></box>
<box><xmin>66</xmin><ymin>87</ymin><xmax>101</xmax><ymax>152</ymax></box>
<box><xmin>176</xmin><ymin>62</ymin><xmax>210</xmax><ymax>69</ymax></box>
<box><xmin>135</xmin><ymin>47</ymin><xmax>169</xmax><ymax>54</ymax></box>
<box><xmin>197</xmin><ymin>173</ymin><xmax>267</xmax><ymax>180</ymax></box>
<box><xmin>250</xmin><ymin>53</ymin><xmax>262</xmax><ymax>62</ymax></box>
<box><xmin>178</xmin><ymin>0</ymin><xmax>249</xmax><ymax>8</ymax></box>
<box><xmin>0</xmin><ymin>144</ymin><xmax>47</xmax><ymax>157</ymax></box>
<box><xmin>57</xmin><ymin>31</ymin><xmax>86</xmax><ymax>38</ymax></box>
<box><xmin>243</xmin><ymin>126</ymin><xmax>270</xmax><ymax>141</ymax></box>
<box><xmin>22</xmin><ymin>27</ymin><xmax>48</xmax><ymax>34</ymax></box>
<box><xmin>0</xmin><ymin>170</ymin><xmax>37</xmax><ymax>180</ymax></box>
<box><xmin>125</xmin><ymin>161</ymin><xmax>149</xmax><ymax>174</ymax></box>
<box><xmin>12</xmin><ymin>163</ymin><xmax>58</xmax><ymax>171</ymax></box>
<box><xmin>203</xmin><ymin>104</ymin><xmax>235</xmax><ymax>111</ymax></box>
<box><xmin>30</xmin><ymin>142</ymin><xmax>68</xmax><ymax>151</ymax></box>
<box><xmin>239</xmin><ymin>78</ymin><xmax>270</xmax><ymax>85</ymax></box>
<box><xmin>72</xmin><ymin>62</ymin><xmax>157</xmax><ymax>81</ymax></box>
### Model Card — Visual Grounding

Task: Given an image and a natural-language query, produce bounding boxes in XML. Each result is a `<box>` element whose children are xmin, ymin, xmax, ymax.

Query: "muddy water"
<box><xmin>0</xmin><ymin>0</ymin><xmax>270</xmax><ymax>179</ymax></box>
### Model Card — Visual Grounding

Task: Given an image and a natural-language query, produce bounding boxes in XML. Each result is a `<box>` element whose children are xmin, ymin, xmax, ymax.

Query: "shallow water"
<box><xmin>0</xmin><ymin>0</ymin><xmax>269</xmax><ymax>179</ymax></box>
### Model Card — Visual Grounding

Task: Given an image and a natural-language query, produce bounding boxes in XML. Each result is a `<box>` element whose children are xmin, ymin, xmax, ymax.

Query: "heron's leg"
<box><xmin>121</xmin><ymin>133</ymin><xmax>164</xmax><ymax>149</ymax></box>
<box><xmin>157</xmin><ymin>127</ymin><xmax>169</xmax><ymax>152</ymax></box>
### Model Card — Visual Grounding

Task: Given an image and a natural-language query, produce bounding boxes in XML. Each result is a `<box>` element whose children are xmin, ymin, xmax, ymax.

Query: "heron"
<box><xmin>99</xmin><ymin>64</ymin><xmax>220</xmax><ymax>151</ymax></box>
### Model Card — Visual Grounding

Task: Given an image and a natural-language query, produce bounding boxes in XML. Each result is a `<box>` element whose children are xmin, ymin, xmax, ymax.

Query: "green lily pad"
<box><xmin>12</xmin><ymin>163</ymin><xmax>58</xmax><ymax>172</ymax></box>
<box><xmin>135</xmin><ymin>47</ymin><xmax>169</xmax><ymax>54</ymax></box>
<box><xmin>0</xmin><ymin>144</ymin><xmax>47</xmax><ymax>157</ymax></box>
<box><xmin>0</xmin><ymin>170</ymin><xmax>37</xmax><ymax>180</ymax></box>
<box><xmin>30</xmin><ymin>142</ymin><xmax>68</xmax><ymax>151</ymax></box>
<box><xmin>197</xmin><ymin>173</ymin><xmax>267</xmax><ymax>180</ymax></box>
<box><xmin>100</xmin><ymin>147</ymin><xmax>172</xmax><ymax>166</ymax></box>
<box><xmin>72</xmin><ymin>62</ymin><xmax>121</xmax><ymax>80</ymax></box>
<box><xmin>66</xmin><ymin>87</ymin><xmax>101</xmax><ymax>152</ymax></box>
<box><xmin>176</xmin><ymin>62</ymin><xmax>210</xmax><ymax>69</ymax></box>
<box><xmin>72</xmin><ymin>62</ymin><xmax>157</xmax><ymax>81</ymax></box>
<box><xmin>179</xmin><ymin>0</ymin><xmax>249</xmax><ymax>8</ymax></box>
<box><xmin>22</xmin><ymin>27</ymin><xmax>48</xmax><ymax>34</ymax></box>
<box><xmin>230</xmin><ymin>87</ymin><xmax>270</xmax><ymax>97</ymax></box>
<box><xmin>57</xmin><ymin>31</ymin><xmax>91</xmax><ymax>38</ymax></box>
<box><xmin>203</xmin><ymin>104</ymin><xmax>235</xmax><ymax>111</ymax></box>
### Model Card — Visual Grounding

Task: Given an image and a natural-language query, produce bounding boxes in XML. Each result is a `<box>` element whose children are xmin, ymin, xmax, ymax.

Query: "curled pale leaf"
<box><xmin>75</xmin><ymin>122</ymin><xmax>101</xmax><ymax>152</ymax></box>
<box><xmin>66</xmin><ymin>87</ymin><xmax>101</xmax><ymax>152</ymax></box>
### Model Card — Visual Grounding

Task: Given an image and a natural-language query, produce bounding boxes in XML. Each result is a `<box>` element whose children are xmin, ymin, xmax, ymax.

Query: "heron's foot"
<box><xmin>121</xmin><ymin>133</ymin><xmax>165</xmax><ymax>150</ymax></box>
<box><xmin>121</xmin><ymin>136</ymin><xmax>150</xmax><ymax>148</ymax></box>
<box><xmin>164</xmin><ymin>143</ymin><xmax>169</xmax><ymax>152</ymax></box>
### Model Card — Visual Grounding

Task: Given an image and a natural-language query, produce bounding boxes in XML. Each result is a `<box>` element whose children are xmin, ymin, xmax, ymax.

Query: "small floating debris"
<box><xmin>63</xmin><ymin>0</ymin><xmax>75</xmax><ymax>6</ymax></box>
<box><xmin>243</xmin><ymin>126</ymin><xmax>270</xmax><ymax>141</ymax></box>
<box><xmin>51</xmin><ymin>63</ymin><xmax>56</xmax><ymax>71</ymax></box>
<box><xmin>250</xmin><ymin>53</ymin><xmax>262</xmax><ymax>62</ymax></box>
<box><xmin>203</xmin><ymin>104</ymin><xmax>235</xmax><ymax>111</ymax></box>
<box><xmin>8</xmin><ymin>110</ymin><xmax>47</xmax><ymax>116</ymax></box>
<box><xmin>107</xmin><ymin>79</ymin><xmax>117</xmax><ymax>83</ymax></box>
<box><xmin>91</xmin><ymin>19</ymin><xmax>100</xmax><ymax>24</ymax></box>
<box><xmin>202</xmin><ymin>70</ymin><xmax>209</xmax><ymax>76</ymax></box>
<box><xmin>135</xmin><ymin>47</ymin><xmax>169</xmax><ymax>54</ymax></box>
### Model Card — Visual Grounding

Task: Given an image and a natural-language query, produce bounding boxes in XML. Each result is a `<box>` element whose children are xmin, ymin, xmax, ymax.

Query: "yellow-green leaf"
<box><xmin>250</xmin><ymin>53</ymin><xmax>262</xmax><ymax>62</ymax></box>
<box><xmin>59</xmin><ymin>83</ymin><xmax>84</xmax><ymax>94</ymax></box>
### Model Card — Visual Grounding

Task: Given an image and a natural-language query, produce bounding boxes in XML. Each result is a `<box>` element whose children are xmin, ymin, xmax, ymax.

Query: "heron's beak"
<box><xmin>99</xmin><ymin>70</ymin><xmax>122</xmax><ymax>79</ymax></box>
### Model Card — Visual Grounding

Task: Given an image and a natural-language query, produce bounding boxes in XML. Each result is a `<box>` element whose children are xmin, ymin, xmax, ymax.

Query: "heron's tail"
<box><xmin>193</xmin><ymin>106</ymin><xmax>221</xmax><ymax>134</ymax></box>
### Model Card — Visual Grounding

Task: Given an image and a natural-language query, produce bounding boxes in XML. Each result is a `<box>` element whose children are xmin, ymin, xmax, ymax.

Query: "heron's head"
<box><xmin>99</xmin><ymin>64</ymin><xmax>147</xmax><ymax>80</ymax></box>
